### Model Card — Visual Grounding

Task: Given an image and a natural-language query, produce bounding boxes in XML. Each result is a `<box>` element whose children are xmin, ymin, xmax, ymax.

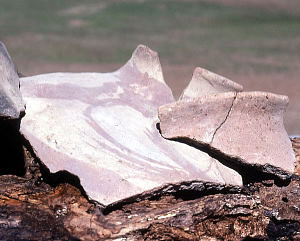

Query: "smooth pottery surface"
<box><xmin>20</xmin><ymin>45</ymin><xmax>242</xmax><ymax>205</ymax></box>
<box><xmin>0</xmin><ymin>42</ymin><xmax>24</xmax><ymax>119</ymax></box>
<box><xmin>159</xmin><ymin>91</ymin><xmax>295</xmax><ymax>173</ymax></box>
<box><xmin>179</xmin><ymin>67</ymin><xmax>243</xmax><ymax>100</ymax></box>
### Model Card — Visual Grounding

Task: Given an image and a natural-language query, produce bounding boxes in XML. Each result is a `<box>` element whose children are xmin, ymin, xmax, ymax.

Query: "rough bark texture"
<box><xmin>0</xmin><ymin>138</ymin><xmax>299</xmax><ymax>240</ymax></box>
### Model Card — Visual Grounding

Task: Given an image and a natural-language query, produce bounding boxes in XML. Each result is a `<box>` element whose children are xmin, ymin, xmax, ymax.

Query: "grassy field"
<box><xmin>1</xmin><ymin>0</ymin><xmax>299</xmax><ymax>134</ymax></box>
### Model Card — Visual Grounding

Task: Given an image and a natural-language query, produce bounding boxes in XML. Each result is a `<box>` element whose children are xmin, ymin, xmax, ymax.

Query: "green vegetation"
<box><xmin>1</xmin><ymin>0</ymin><xmax>300</xmax><ymax>73</ymax></box>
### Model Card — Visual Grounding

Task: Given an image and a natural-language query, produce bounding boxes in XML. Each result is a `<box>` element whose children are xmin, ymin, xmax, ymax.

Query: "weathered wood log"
<box><xmin>0</xmin><ymin>138</ymin><xmax>298</xmax><ymax>240</ymax></box>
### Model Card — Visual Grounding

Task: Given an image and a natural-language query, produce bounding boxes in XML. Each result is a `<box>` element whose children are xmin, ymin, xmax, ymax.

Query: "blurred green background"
<box><xmin>1</xmin><ymin>0</ymin><xmax>299</xmax><ymax>134</ymax></box>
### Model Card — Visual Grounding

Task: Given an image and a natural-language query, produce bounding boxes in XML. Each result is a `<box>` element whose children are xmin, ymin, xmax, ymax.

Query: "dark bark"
<box><xmin>0</xmin><ymin>138</ymin><xmax>299</xmax><ymax>240</ymax></box>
